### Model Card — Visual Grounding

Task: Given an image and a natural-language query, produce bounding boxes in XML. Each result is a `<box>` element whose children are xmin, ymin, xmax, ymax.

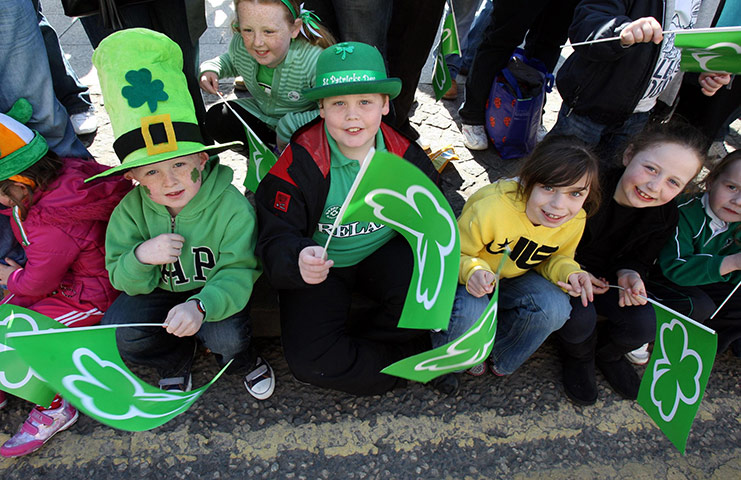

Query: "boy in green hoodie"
<box><xmin>92</xmin><ymin>29</ymin><xmax>274</xmax><ymax>400</ymax></box>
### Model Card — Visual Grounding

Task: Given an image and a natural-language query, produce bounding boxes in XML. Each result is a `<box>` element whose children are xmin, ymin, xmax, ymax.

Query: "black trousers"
<box><xmin>459</xmin><ymin>0</ymin><xmax>579</xmax><ymax>125</ymax></box>
<box><xmin>649</xmin><ymin>278</ymin><xmax>741</xmax><ymax>355</ymax></box>
<box><xmin>204</xmin><ymin>101</ymin><xmax>276</xmax><ymax>149</ymax></box>
<box><xmin>278</xmin><ymin>235</ymin><xmax>430</xmax><ymax>395</ymax></box>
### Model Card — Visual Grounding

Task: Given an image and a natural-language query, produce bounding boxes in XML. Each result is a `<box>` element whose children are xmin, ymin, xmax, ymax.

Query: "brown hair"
<box><xmin>233</xmin><ymin>0</ymin><xmax>336</xmax><ymax>48</ymax></box>
<box><xmin>0</xmin><ymin>152</ymin><xmax>63</xmax><ymax>220</ymax></box>
<box><xmin>516</xmin><ymin>135</ymin><xmax>601</xmax><ymax>216</ymax></box>
<box><xmin>622</xmin><ymin>121</ymin><xmax>708</xmax><ymax>176</ymax></box>
<box><xmin>702</xmin><ymin>149</ymin><xmax>741</xmax><ymax>192</ymax></box>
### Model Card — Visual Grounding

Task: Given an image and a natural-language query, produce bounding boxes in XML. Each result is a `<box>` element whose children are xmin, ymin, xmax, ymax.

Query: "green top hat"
<box><xmin>302</xmin><ymin>42</ymin><xmax>401</xmax><ymax>101</ymax></box>
<box><xmin>87</xmin><ymin>28</ymin><xmax>241</xmax><ymax>181</ymax></box>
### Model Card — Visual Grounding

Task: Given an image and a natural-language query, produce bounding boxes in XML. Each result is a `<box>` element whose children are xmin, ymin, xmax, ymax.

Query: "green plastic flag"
<box><xmin>242</xmin><ymin>124</ymin><xmax>278</xmax><ymax>193</ymax></box>
<box><xmin>218</xmin><ymin>97</ymin><xmax>278</xmax><ymax>193</ymax></box>
<box><xmin>382</xmin><ymin>251</ymin><xmax>507</xmax><ymax>383</ymax></box>
<box><xmin>340</xmin><ymin>151</ymin><xmax>459</xmax><ymax>331</ymax></box>
<box><xmin>674</xmin><ymin>28</ymin><xmax>741</xmax><ymax>74</ymax></box>
<box><xmin>5</xmin><ymin>306</ymin><xmax>230</xmax><ymax>432</ymax></box>
<box><xmin>432</xmin><ymin>48</ymin><xmax>453</xmax><ymax>102</ymax></box>
<box><xmin>441</xmin><ymin>11</ymin><xmax>461</xmax><ymax>56</ymax></box>
<box><xmin>637</xmin><ymin>299</ymin><xmax>718</xmax><ymax>454</ymax></box>
<box><xmin>0</xmin><ymin>306</ymin><xmax>58</xmax><ymax>406</ymax></box>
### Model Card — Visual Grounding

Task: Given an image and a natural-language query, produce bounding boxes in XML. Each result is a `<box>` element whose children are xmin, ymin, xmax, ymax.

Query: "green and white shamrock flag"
<box><xmin>0</xmin><ymin>307</ymin><xmax>59</xmax><ymax>406</ymax></box>
<box><xmin>432</xmin><ymin>3</ymin><xmax>461</xmax><ymax>100</ymax></box>
<box><xmin>242</xmin><ymin>125</ymin><xmax>278</xmax><ymax>193</ymax></box>
<box><xmin>382</xmin><ymin>251</ymin><xmax>507</xmax><ymax>383</ymax></box>
<box><xmin>5</xmin><ymin>305</ymin><xmax>229</xmax><ymax>431</ymax></box>
<box><xmin>219</xmin><ymin>98</ymin><xmax>278</xmax><ymax>193</ymax></box>
<box><xmin>441</xmin><ymin>6</ymin><xmax>461</xmax><ymax>57</ymax></box>
<box><xmin>432</xmin><ymin>49</ymin><xmax>453</xmax><ymax>101</ymax></box>
<box><xmin>674</xmin><ymin>27</ymin><xmax>741</xmax><ymax>74</ymax></box>
<box><xmin>637</xmin><ymin>299</ymin><xmax>717</xmax><ymax>455</ymax></box>
<box><xmin>339</xmin><ymin>150</ymin><xmax>460</xmax><ymax>331</ymax></box>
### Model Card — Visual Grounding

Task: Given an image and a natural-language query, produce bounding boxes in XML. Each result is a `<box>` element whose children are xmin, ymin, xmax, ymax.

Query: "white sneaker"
<box><xmin>625</xmin><ymin>343</ymin><xmax>650</xmax><ymax>365</ymax></box>
<box><xmin>70</xmin><ymin>110</ymin><xmax>98</xmax><ymax>135</ymax></box>
<box><xmin>461</xmin><ymin>124</ymin><xmax>488</xmax><ymax>150</ymax></box>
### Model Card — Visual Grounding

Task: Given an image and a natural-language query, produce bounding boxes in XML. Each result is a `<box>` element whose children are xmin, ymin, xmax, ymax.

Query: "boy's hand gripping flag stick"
<box><xmin>561</xmin><ymin>26</ymin><xmax>741</xmax><ymax>48</ymax></box>
<box><xmin>321</xmin><ymin>147</ymin><xmax>376</xmax><ymax>259</ymax></box>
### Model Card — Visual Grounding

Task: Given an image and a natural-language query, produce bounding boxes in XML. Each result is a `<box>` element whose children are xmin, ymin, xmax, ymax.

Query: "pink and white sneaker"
<box><xmin>1</xmin><ymin>399</ymin><xmax>78</xmax><ymax>457</ymax></box>
<box><xmin>0</xmin><ymin>391</ymin><xmax>6</xmax><ymax>409</ymax></box>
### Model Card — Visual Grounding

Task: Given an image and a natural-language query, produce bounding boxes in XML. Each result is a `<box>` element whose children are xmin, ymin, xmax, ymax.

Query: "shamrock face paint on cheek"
<box><xmin>191</xmin><ymin>167</ymin><xmax>200</xmax><ymax>183</ymax></box>
<box><xmin>141</xmin><ymin>185</ymin><xmax>152</xmax><ymax>197</ymax></box>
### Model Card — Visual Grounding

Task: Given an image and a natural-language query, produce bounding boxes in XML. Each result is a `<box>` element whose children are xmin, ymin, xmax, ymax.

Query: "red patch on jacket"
<box><xmin>274</xmin><ymin>191</ymin><xmax>291</xmax><ymax>212</ymax></box>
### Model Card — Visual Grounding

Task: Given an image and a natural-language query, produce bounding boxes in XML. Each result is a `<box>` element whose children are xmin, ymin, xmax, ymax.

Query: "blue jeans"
<box><xmin>460</xmin><ymin>0</ymin><xmax>492</xmax><ymax>73</ymax></box>
<box><xmin>433</xmin><ymin>271</ymin><xmax>571</xmax><ymax>375</ymax></box>
<box><xmin>34</xmin><ymin>0</ymin><xmax>93</xmax><ymax>115</ymax></box>
<box><xmin>0</xmin><ymin>1</ymin><xmax>90</xmax><ymax>159</ymax></box>
<box><xmin>548</xmin><ymin>104</ymin><xmax>651</xmax><ymax>164</ymax></box>
<box><xmin>102</xmin><ymin>289</ymin><xmax>255</xmax><ymax>378</ymax></box>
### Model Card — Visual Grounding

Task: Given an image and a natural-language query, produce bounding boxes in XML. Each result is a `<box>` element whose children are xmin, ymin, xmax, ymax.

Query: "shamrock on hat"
<box><xmin>87</xmin><ymin>28</ymin><xmax>241</xmax><ymax>181</ymax></box>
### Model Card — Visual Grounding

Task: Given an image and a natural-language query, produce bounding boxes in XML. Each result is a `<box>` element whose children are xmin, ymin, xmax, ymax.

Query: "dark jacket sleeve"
<box><xmin>618</xmin><ymin>203</ymin><xmax>679</xmax><ymax>279</ymax></box>
<box><xmin>569</xmin><ymin>0</ymin><xmax>637</xmax><ymax>61</ymax></box>
<box><xmin>255</xmin><ymin>143</ymin><xmax>325</xmax><ymax>290</ymax></box>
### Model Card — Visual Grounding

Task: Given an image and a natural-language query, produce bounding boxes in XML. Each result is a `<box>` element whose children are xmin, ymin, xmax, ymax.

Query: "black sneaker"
<box><xmin>243</xmin><ymin>357</ymin><xmax>275</xmax><ymax>400</ymax></box>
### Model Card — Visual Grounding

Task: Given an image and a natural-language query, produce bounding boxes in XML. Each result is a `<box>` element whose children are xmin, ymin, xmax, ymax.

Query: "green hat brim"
<box><xmin>0</xmin><ymin>131</ymin><xmax>49</xmax><ymax>181</ymax></box>
<box><xmin>302</xmin><ymin>78</ymin><xmax>401</xmax><ymax>101</ymax></box>
<box><xmin>85</xmin><ymin>140</ymin><xmax>242</xmax><ymax>182</ymax></box>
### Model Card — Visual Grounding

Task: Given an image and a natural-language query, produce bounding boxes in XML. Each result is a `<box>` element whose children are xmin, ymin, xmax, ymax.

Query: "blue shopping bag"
<box><xmin>485</xmin><ymin>50</ymin><xmax>553</xmax><ymax>159</ymax></box>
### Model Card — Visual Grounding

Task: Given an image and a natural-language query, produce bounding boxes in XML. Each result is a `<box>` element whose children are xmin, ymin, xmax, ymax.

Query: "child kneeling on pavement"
<box><xmin>92</xmin><ymin>29</ymin><xmax>274</xmax><ymax>400</ymax></box>
<box><xmin>255</xmin><ymin>42</ymin><xmax>439</xmax><ymax>395</ymax></box>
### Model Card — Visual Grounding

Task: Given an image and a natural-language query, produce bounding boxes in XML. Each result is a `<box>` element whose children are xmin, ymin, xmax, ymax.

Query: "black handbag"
<box><xmin>61</xmin><ymin>0</ymin><xmax>154</xmax><ymax>29</ymax></box>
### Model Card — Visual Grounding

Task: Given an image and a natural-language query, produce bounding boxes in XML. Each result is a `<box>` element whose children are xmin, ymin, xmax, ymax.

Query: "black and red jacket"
<box><xmin>255</xmin><ymin>117</ymin><xmax>440</xmax><ymax>290</ymax></box>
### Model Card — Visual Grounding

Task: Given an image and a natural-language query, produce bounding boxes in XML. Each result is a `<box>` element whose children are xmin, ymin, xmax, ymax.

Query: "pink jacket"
<box><xmin>4</xmin><ymin>158</ymin><xmax>132</xmax><ymax>312</ymax></box>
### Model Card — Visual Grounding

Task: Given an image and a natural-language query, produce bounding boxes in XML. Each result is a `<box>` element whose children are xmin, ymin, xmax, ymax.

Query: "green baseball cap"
<box><xmin>302</xmin><ymin>42</ymin><xmax>401</xmax><ymax>101</ymax></box>
<box><xmin>87</xmin><ymin>28</ymin><xmax>241</xmax><ymax>181</ymax></box>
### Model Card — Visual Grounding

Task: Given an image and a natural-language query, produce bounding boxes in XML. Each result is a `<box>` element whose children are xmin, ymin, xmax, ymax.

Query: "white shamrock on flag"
<box><xmin>650</xmin><ymin>320</ymin><xmax>703</xmax><ymax>422</ymax></box>
<box><xmin>691</xmin><ymin>42</ymin><xmax>741</xmax><ymax>71</ymax></box>
<box><xmin>416</xmin><ymin>298</ymin><xmax>498</xmax><ymax>372</ymax></box>
<box><xmin>62</xmin><ymin>348</ymin><xmax>200</xmax><ymax>421</ymax></box>
<box><xmin>0</xmin><ymin>312</ymin><xmax>46</xmax><ymax>389</ymax></box>
<box><xmin>365</xmin><ymin>185</ymin><xmax>457</xmax><ymax>309</ymax></box>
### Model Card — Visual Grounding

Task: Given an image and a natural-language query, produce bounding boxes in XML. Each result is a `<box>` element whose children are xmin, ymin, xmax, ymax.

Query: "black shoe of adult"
<box><xmin>596</xmin><ymin>356</ymin><xmax>640</xmax><ymax>400</ymax></box>
<box><xmin>562</xmin><ymin>357</ymin><xmax>597</xmax><ymax>406</ymax></box>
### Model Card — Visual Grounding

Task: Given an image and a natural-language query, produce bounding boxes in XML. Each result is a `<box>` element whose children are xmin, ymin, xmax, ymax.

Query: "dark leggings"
<box><xmin>204</xmin><ymin>101</ymin><xmax>276</xmax><ymax>150</ymax></box>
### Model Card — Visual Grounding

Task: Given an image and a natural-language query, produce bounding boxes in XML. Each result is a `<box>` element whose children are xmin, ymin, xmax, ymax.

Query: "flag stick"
<box><xmin>710</xmin><ymin>279</ymin><xmax>741</xmax><ymax>320</ymax></box>
<box><xmin>608</xmin><ymin>285</ymin><xmax>716</xmax><ymax>334</ymax></box>
<box><xmin>217</xmin><ymin>92</ymin><xmax>262</xmax><ymax>140</ymax></box>
<box><xmin>561</xmin><ymin>26</ymin><xmax>741</xmax><ymax>48</ymax></box>
<box><xmin>6</xmin><ymin>323</ymin><xmax>168</xmax><ymax>338</ymax></box>
<box><xmin>322</xmin><ymin>147</ymin><xmax>375</xmax><ymax>259</ymax></box>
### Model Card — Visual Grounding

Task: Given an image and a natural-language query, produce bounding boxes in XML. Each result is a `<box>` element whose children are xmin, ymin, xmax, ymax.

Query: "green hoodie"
<box><xmin>105</xmin><ymin>159</ymin><xmax>261</xmax><ymax>322</ymax></box>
